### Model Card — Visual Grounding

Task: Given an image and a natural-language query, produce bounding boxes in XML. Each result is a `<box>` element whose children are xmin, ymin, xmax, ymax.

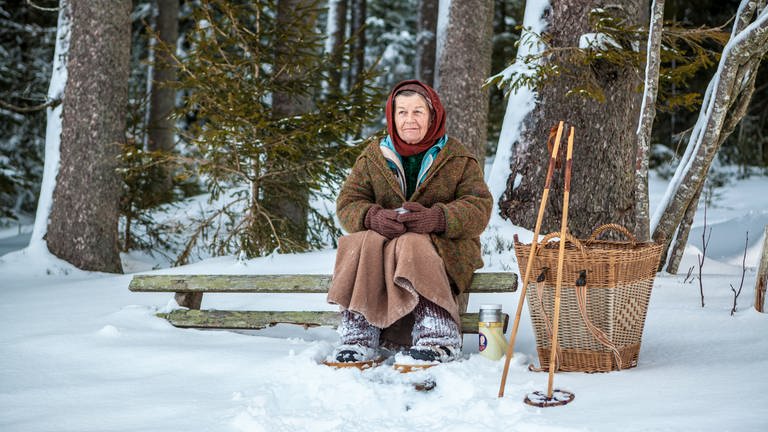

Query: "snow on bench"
<box><xmin>128</xmin><ymin>272</ymin><xmax>518</xmax><ymax>334</ymax></box>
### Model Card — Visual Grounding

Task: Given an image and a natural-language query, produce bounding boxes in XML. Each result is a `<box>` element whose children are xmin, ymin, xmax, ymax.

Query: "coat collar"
<box><xmin>361</xmin><ymin>136</ymin><xmax>478</xmax><ymax>201</ymax></box>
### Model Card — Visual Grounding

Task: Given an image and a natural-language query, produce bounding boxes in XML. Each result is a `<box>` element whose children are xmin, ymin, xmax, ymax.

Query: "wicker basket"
<box><xmin>515</xmin><ymin>224</ymin><xmax>662</xmax><ymax>372</ymax></box>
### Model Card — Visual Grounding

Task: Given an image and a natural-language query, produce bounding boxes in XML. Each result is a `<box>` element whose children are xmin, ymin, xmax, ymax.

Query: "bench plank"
<box><xmin>130</xmin><ymin>272</ymin><xmax>517</xmax><ymax>294</ymax></box>
<box><xmin>160</xmin><ymin>310</ymin><xmax>509</xmax><ymax>334</ymax></box>
<box><xmin>130</xmin><ymin>274</ymin><xmax>333</xmax><ymax>293</ymax></box>
<box><xmin>132</xmin><ymin>272</ymin><xmax>517</xmax><ymax>332</ymax></box>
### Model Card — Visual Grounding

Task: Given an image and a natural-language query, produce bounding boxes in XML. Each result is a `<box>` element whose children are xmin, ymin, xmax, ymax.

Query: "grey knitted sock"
<box><xmin>338</xmin><ymin>310</ymin><xmax>381</xmax><ymax>348</ymax></box>
<box><xmin>411</xmin><ymin>296</ymin><xmax>462</xmax><ymax>348</ymax></box>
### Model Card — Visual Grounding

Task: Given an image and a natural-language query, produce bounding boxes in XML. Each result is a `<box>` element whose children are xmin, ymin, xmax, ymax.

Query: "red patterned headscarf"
<box><xmin>385</xmin><ymin>80</ymin><xmax>446</xmax><ymax>156</ymax></box>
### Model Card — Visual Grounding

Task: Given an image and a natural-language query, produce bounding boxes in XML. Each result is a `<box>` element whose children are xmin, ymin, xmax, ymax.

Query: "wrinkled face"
<box><xmin>394</xmin><ymin>94</ymin><xmax>431</xmax><ymax>144</ymax></box>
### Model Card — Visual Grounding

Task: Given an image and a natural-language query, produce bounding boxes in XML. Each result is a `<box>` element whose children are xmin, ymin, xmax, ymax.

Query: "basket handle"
<box><xmin>537</xmin><ymin>230</ymin><xmax>586</xmax><ymax>256</ymax></box>
<box><xmin>587</xmin><ymin>223</ymin><xmax>637</xmax><ymax>246</ymax></box>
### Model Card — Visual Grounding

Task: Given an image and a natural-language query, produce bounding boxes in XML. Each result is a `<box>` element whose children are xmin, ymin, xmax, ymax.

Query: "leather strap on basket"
<box><xmin>574</xmin><ymin>270</ymin><xmax>625</xmax><ymax>370</ymax></box>
<box><xmin>529</xmin><ymin>267</ymin><xmax>562</xmax><ymax>372</ymax></box>
<box><xmin>529</xmin><ymin>232</ymin><xmax>584</xmax><ymax>372</ymax></box>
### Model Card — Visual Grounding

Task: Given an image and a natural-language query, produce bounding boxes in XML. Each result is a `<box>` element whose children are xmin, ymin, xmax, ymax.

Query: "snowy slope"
<box><xmin>1</xmin><ymin>172</ymin><xmax>767</xmax><ymax>432</ymax></box>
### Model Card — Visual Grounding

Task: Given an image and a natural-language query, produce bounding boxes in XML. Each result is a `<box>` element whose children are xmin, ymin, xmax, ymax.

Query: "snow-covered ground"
<box><xmin>1</xmin><ymin>172</ymin><xmax>767</xmax><ymax>432</ymax></box>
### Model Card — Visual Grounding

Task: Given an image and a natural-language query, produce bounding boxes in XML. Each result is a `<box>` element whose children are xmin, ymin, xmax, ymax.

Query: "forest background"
<box><xmin>0</xmin><ymin>0</ymin><xmax>766</xmax><ymax>274</ymax></box>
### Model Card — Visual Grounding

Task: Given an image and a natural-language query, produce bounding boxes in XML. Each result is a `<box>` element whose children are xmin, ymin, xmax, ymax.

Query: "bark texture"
<box><xmin>501</xmin><ymin>0</ymin><xmax>646</xmax><ymax>238</ymax></box>
<box><xmin>327</xmin><ymin>0</ymin><xmax>347</xmax><ymax>92</ymax></box>
<box><xmin>436</xmin><ymin>0</ymin><xmax>494</xmax><ymax>164</ymax></box>
<box><xmin>416</xmin><ymin>0</ymin><xmax>438</xmax><ymax>87</ymax></box>
<box><xmin>147</xmin><ymin>0</ymin><xmax>179</xmax><ymax>198</ymax></box>
<box><xmin>47</xmin><ymin>0</ymin><xmax>131</xmax><ymax>273</ymax></box>
<box><xmin>350</xmin><ymin>0</ymin><xmax>367</xmax><ymax>88</ymax></box>
<box><xmin>634</xmin><ymin>0</ymin><xmax>665</xmax><ymax>242</ymax></box>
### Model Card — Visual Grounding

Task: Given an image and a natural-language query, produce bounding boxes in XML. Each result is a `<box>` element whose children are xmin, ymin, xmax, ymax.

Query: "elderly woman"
<box><xmin>327</xmin><ymin>79</ymin><xmax>492</xmax><ymax>365</ymax></box>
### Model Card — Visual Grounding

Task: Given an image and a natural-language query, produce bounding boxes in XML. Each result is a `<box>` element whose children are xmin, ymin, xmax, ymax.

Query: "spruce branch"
<box><xmin>490</xmin><ymin>9</ymin><xmax>730</xmax><ymax>109</ymax></box>
<box><xmin>0</xmin><ymin>97</ymin><xmax>61</xmax><ymax>113</ymax></box>
<box><xmin>25</xmin><ymin>0</ymin><xmax>59</xmax><ymax>12</ymax></box>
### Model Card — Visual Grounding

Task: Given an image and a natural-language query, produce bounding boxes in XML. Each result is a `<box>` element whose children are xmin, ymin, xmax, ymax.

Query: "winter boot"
<box><xmin>332</xmin><ymin>310</ymin><xmax>382</xmax><ymax>363</ymax></box>
<box><xmin>408</xmin><ymin>345</ymin><xmax>461</xmax><ymax>363</ymax></box>
<box><xmin>409</xmin><ymin>296</ymin><xmax>462</xmax><ymax>363</ymax></box>
<box><xmin>332</xmin><ymin>344</ymin><xmax>380</xmax><ymax>363</ymax></box>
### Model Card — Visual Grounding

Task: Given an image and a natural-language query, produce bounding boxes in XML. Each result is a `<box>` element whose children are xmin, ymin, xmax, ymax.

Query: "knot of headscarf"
<box><xmin>385</xmin><ymin>79</ymin><xmax>446</xmax><ymax>156</ymax></box>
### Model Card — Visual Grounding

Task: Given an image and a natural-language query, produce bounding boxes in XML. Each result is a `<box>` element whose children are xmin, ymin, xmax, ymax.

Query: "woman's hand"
<box><xmin>396</xmin><ymin>202</ymin><xmax>446</xmax><ymax>234</ymax></box>
<box><xmin>364</xmin><ymin>205</ymin><xmax>406</xmax><ymax>239</ymax></box>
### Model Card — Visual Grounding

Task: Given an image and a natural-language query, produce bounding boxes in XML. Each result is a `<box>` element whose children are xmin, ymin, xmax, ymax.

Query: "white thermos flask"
<box><xmin>478</xmin><ymin>304</ymin><xmax>508</xmax><ymax>360</ymax></box>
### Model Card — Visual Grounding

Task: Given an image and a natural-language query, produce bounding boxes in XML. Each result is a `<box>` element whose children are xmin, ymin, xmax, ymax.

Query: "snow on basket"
<box><xmin>515</xmin><ymin>224</ymin><xmax>663</xmax><ymax>372</ymax></box>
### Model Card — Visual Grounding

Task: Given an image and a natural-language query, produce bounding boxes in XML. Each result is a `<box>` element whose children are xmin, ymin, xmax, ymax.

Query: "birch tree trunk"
<box><xmin>416</xmin><ymin>0</ymin><xmax>438</xmax><ymax>87</ymax></box>
<box><xmin>147</xmin><ymin>0</ymin><xmax>179</xmax><ymax>201</ymax></box>
<box><xmin>666</xmin><ymin>56</ymin><xmax>759</xmax><ymax>274</ymax></box>
<box><xmin>634</xmin><ymin>0</ymin><xmax>665</xmax><ymax>242</ymax></box>
<box><xmin>47</xmin><ymin>0</ymin><xmax>131</xmax><ymax>273</ymax></box>
<box><xmin>500</xmin><ymin>0</ymin><xmax>646</xmax><ymax>237</ymax></box>
<box><xmin>651</xmin><ymin>1</ymin><xmax>768</xmax><ymax>270</ymax></box>
<box><xmin>665</xmin><ymin>180</ymin><xmax>703</xmax><ymax>274</ymax></box>
<box><xmin>436</xmin><ymin>0</ymin><xmax>494</xmax><ymax>163</ymax></box>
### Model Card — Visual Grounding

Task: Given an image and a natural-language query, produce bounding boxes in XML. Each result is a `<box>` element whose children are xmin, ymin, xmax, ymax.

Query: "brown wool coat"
<box><xmin>336</xmin><ymin>136</ymin><xmax>493</xmax><ymax>294</ymax></box>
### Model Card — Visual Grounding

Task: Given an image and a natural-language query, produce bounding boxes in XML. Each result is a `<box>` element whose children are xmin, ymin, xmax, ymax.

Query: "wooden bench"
<box><xmin>128</xmin><ymin>272</ymin><xmax>517</xmax><ymax>333</ymax></box>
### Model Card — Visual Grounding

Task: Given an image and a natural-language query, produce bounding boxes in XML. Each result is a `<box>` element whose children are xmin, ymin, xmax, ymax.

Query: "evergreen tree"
<box><xmin>160</xmin><ymin>0</ymin><xmax>381</xmax><ymax>262</ymax></box>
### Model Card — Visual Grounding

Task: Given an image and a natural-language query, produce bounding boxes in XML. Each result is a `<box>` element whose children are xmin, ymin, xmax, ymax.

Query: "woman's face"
<box><xmin>394</xmin><ymin>94</ymin><xmax>431</xmax><ymax>144</ymax></box>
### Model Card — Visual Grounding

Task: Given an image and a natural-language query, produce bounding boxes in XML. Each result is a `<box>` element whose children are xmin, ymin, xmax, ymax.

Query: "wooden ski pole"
<box><xmin>546</xmin><ymin>125</ymin><xmax>575</xmax><ymax>399</ymax></box>
<box><xmin>498</xmin><ymin>121</ymin><xmax>565</xmax><ymax>398</ymax></box>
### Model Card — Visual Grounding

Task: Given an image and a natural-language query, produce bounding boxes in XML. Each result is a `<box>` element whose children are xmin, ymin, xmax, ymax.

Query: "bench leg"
<box><xmin>457</xmin><ymin>292</ymin><xmax>469</xmax><ymax>336</ymax></box>
<box><xmin>175</xmin><ymin>292</ymin><xmax>203</xmax><ymax>309</ymax></box>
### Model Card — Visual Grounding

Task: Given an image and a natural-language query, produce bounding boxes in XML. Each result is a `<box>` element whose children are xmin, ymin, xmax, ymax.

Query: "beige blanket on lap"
<box><xmin>328</xmin><ymin>231</ymin><xmax>459</xmax><ymax>346</ymax></box>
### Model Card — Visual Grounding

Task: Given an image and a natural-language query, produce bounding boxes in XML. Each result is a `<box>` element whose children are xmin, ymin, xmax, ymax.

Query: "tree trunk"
<box><xmin>147</xmin><ymin>0</ymin><xmax>179</xmax><ymax>201</ymax></box>
<box><xmin>664</xmin><ymin>52</ymin><xmax>760</xmax><ymax>273</ymax></box>
<box><xmin>436</xmin><ymin>0</ymin><xmax>494</xmax><ymax>164</ymax></box>
<box><xmin>350</xmin><ymin>0</ymin><xmax>366</xmax><ymax>89</ymax></box>
<box><xmin>47</xmin><ymin>0</ymin><xmax>131</xmax><ymax>273</ymax></box>
<box><xmin>755</xmin><ymin>225</ymin><xmax>768</xmax><ymax>313</ymax></box>
<box><xmin>326</xmin><ymin>0</ymin><xmax>347</xmax><ymax>93</ymax></box>
<box><xmin>651</xmin><ymin>1</ymin><xmax>768</xmax><ymax>263</ymax></box>
<box><xmin>264</xmin><ymin>0</ymin><xmax>318</xmax><ymax>244</ymax></box>
<box><xmin>416</xmin><ymin>0</ymin><xmax>438</xmax><ymax>87</ymax></box>
<box><xmin>666</xmin><ymin>179</ymin><xmax>704</xmax><ymax>274</ymax></box>
<box><xmin>634</xmin><ymin>0</ymin><xmax>665</xmax><ymax>242</ymax></box>
<box><xmin>500</xmin><ymin>0</ymin><xmax>646</xmax><ymax>238</ymax></box>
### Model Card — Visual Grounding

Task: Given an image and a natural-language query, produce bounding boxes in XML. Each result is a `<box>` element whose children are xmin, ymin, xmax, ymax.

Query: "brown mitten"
<box><xmin>364</xmin><ymin>205</ymin><xmax>406</xmax><ymax>239</ymax></box>
<box><xmin>396</xmin><ymin>202</ymin><xmax>446</xmax><ymax>234</ymax></box>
